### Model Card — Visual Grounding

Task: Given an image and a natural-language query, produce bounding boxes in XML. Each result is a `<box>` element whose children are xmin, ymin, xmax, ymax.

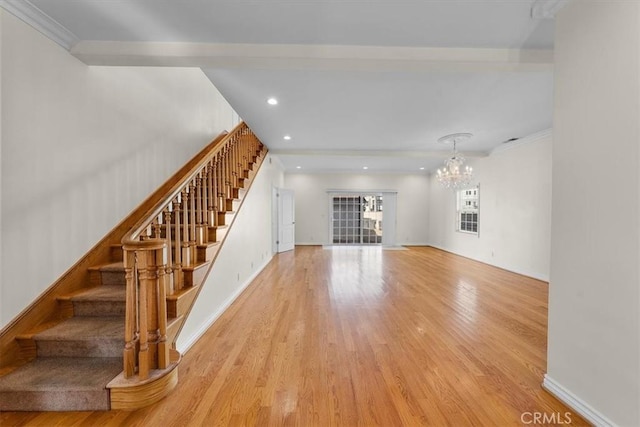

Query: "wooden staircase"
<box><xmin>0</xmin><ymin>123</ymin><xmax>267</xmax><ymax>411</ymax></box>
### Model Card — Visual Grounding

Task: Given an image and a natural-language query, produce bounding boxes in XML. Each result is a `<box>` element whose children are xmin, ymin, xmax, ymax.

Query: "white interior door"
<box><xmin>277</xmin><ymin>188</ymin><xmax>295</xmax><ymax>252</ymax></box>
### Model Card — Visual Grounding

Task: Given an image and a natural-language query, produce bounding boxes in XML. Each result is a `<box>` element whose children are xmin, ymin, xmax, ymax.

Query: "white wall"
<box><xmin>0</xmin><ymin>10</ymin><xmax>4</xmax><ymax>325</ymax></box>
<box><xmin>177</xmin><ymin>153</ymin><xmax>284</xmax><ymax>351</ymax></box>
<box><xmin>0</xmin><ymin>11</ymin><xmax>240</xmax><ymax>327</ymax></box>
<box><xmin>283</xmin><ymin>173</ymin><xmax>430</xmax><ymax>246</ymax></box>
<box><xmin>428</xmin><ymin>133</ymin><xmax>552</xmax><ymax>281</ymax></box>
<box><xmin>546</xmin><ymin>3</ymin><xmax>640</xmax><ymax>426</ymax></box>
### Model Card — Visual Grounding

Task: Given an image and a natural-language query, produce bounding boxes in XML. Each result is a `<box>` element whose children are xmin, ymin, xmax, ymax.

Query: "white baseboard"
<box><xmin>176</xmin><ymin>256</ymin><xmax>272</xmax><ymax>354</ymax></box>
<box><xmin>297</xmin><ymin>242</ymin><xmax>431</xmax><ymax>247</ymax></box>
<box><xmin>427</xmin><ymin>243</ymin><xmax>549</xmax><ymax>282</ymax></box>
<box><xmin>542</xmin><ymin>374</ymin><xmax>616</xmax><ymax>427</ymax></box>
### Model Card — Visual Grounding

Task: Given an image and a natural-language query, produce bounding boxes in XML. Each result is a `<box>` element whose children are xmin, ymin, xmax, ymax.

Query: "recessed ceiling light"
<box><xmin>363</xmin><ymin>166</ymin><xmax>369</xmax><ymax>170</ymax></box>
<box><xmin>283</xmin><ymin>135</ymin><xmax>291</xmax><ymax>140</ymax></box>
<box><xmin>420</xmin><ymin>167</ymin><xmax>425</xmax><ymax>170</ymax></box>
<box><xmin>267</xmin><ymin>97</ymin><xmax>278</xmax><ymax>105</ymax></box>
<box><xmin>296</xmin><ymin>166</ymin><xmax>301</xmax><ymax>169</ymax></box>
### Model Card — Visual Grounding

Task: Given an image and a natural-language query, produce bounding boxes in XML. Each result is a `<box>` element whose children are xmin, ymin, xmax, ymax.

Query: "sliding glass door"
<box><xmin>331</xmin><ymin>194</ymin><xmax>383</xmax><ymax>245</ymax></box>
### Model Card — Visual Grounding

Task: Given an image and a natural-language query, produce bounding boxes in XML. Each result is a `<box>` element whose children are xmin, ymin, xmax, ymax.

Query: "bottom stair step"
<box><xmin>0</xmin><ymin>357</ymin><xmax>123</xmax><ymax>411</ymax></box>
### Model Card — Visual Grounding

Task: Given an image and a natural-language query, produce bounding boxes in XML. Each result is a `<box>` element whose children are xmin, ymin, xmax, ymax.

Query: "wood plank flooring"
<box><xmin>0</xmin><ymin>246</ymin><xmax>586</xmax><ymax>426</ymax></box>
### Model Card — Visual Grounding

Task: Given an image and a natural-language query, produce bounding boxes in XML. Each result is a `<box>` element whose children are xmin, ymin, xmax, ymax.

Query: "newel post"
<box><xmin>122</xmin><ymin>240</ymin><xmax>170</xmax><ymax>380</ymax></box>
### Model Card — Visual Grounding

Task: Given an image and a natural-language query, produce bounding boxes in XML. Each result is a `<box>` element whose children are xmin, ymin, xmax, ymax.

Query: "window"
<box><xmin>457</xmin><ymin>186</ymin><xmax>479</xmax><ymax>234</ymax></box>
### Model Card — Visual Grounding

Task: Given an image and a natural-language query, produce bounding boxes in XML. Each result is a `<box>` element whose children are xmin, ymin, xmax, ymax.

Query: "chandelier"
<box><xmin>436</xmin><ymin>133</ymin><xmax>474</xmax><ymax>190</ymax></box>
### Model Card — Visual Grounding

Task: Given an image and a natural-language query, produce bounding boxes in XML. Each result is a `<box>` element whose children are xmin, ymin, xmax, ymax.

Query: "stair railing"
<box><xmin>121</xmin><ymin>122</ymin><xmax>263</xmax><ymax>380</ymax></box>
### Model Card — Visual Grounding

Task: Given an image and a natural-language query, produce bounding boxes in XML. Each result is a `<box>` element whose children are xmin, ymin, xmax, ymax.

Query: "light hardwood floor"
<box><xmin>1</xmin><ymin>246</ymin><xmax>586</xmax><ymax>426</ymax></box>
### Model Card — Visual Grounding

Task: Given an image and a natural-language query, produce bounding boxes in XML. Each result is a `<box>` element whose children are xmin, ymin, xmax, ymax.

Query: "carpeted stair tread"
<box><xmin>34</xmin><ymin>317</ymin><xmax>124</xmax><ymax>358</ymax></box>
<box><xmin>98</xmin><ymin>262</ymin><xmax>124</xmax><ymax>272</ymax></box>
<box><xmin>71</xmin><ymin>285</ymin><xmax>125</xmax><ymax>302</ymax></box>
<box><xmin>89</xmin><ymin>262</ymin><xmax>126</xmax><ymax>286</ymax></box>
<box><xmin>35</xmin><ymin>317</ymin><xmax>123</xmax><ymax>340</ymax></box>
<box><xmin>69</xmin><ymin>285</ymin><xmax>126</xmax><ymax>316</ymax></box>
<box><xmin>0</xmin><ymin>357</ymin><xmax>122</xmax><ymax>411</ymax></box>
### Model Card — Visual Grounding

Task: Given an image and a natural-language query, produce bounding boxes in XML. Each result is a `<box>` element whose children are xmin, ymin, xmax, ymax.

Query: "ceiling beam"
<box><xmin>270</xmin><ymin>149</ymin><xmax>489</xmax><ymax>158</ymax></box>
<box><xmin>71</xmin><ymin>42</ymin><xmax>553</xmax><ymax>72</ymax></box>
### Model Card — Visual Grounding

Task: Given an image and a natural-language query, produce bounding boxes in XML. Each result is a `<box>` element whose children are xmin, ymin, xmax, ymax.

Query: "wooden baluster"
<box><xmin>123</xmin><ymin>248</ymin><xmax>137</xmax><ymax>378</ymax></box>
<box><xmin>181</xmin><ymin>188</ymin><xmax>191</xmax><ymax>267</ymax></box>
<box><xmin>195</xmin><ymin>173</ymin><xmax>204</xmax><ymax>245</ymax></box>
<box><xmin>163</xmin><ymin>206</ymin><xmax>174</xmax><ymax>295</ymax></box>
<box><xmin>212</xmin><ymin>160</ymin><xmax>219</xmax><ymax>228</ymax></box>
<box><xmin>242</xmin><ymin>134</ymin><xmax>249</xmax><ymax>176</ymax></box>
<box><xmin>152</xmin><ymin>215</ymin><xmax>162</xmax><ymax>239</ymax></box>
<box><xmin>239</xmin><ymin>137</ymin><xmax>244</xmax><ymax>176</ymax></box>
<box><xmin>189</xmin><ymin>179</ymin><xmax>197</xmax><ymax>259</ymax></box>
<box><xmin>249</xmin><ymin>134</ymin><xmax>255</xmax><ymax>168</ymax></box>
<box><xmin>220</xmin><ymin>145</ymin><xmax>226</xmax><ymax>204</ymax></box>
<box><xmin>226</xmin><ymin>144</ymin><xmax>233</xmax><ymax>201</ymax></box>
<box><xmin>197</xmin><ymin>171</ymin><xmax>203</xmax><ymax>226</ymax></box>
<box><xmin>220</xmin><ymin>148</ymin><xmax>228</xmax><ymax>208</ymax></box>
<box><xmin>199</xmin><ymin>171</ymin><xmax>207</xmax><ymax>238</ymax></box>
<box><xmin>142</xmin><ymin>223</ymin><xmax>152</xmax><ymax>241</ymax></box>
<box><xmin>173</xmin><ymin>196</ymin><xmax>183</xmax><ymax>291</ymax></box>
<box><xmin>235</xmin><ymin>137</ymin><xmax>244</xmax><ymax>188</ymax></box>
<box><xmin>235</xmin><ymin>140</ymin><xmax>240</xmax><ymax>191</ymax></box>
<box><xmin>217</xmin><ymin>154</ymin><xmax>225</xmax><ymax>225</ymax></box>
<box><xmin>231</xmin><ymin>140</ymin><xmax>237</xmax><ymax>190</ymax></box>
<box><xmin>207</xmin><ymin>163</ymin><xmax>215</xmax><ymax>228</ymax></box>
<box><xmin>201</xmin><ymin>168</ymin><xmax>208</xmax><ymax>227</ymax></box>
<box><xmin>238</xmin><ymin>135</ymin><xmax>244</xmax><ymax>174</ymax></box>
<box><xmin>220</xmin><ymin>146</ymin><xmax>226</xmax><ymax>205</ymax></box>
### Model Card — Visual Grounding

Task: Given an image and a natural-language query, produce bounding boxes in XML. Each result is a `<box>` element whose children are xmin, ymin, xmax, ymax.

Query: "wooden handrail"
<box><xmin>120</xmin><ymin>122</ymin><xmax>264</xmax><ymax>380</ymax></box>
<box><xmin>122</xmin><ymin>121</ymin><xmax>246</xmax><ymax>246</ymax></box>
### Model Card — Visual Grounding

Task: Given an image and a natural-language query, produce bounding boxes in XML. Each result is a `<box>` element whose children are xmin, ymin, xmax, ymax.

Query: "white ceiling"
<box><xmin>19</xmin><ymin>0</ymin><xmax>557</xmax><ymax>173</ymax></box>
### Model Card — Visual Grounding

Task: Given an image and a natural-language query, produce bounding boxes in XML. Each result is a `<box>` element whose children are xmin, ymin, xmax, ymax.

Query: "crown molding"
<box><xmin>0</xmin><ymin>0</ymin><xmax>79</xmax><ymax>50</ymax></box>
<box><xmin>531</xmin><ymin>0</ymin><xmax>571</xmax><ymax>19</ymax></box>
<box><xmin>490</xmin><ymin>128</ymin><xmax>552</xmax><ymax>155</ymax></box>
